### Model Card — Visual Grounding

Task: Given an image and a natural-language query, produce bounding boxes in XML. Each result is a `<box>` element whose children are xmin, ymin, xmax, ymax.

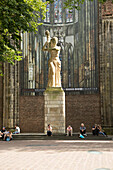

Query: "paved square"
<box><xmin>0</xmin><ymin>140</ymin><xmax>113</xmax><ymax>170</ymax></box>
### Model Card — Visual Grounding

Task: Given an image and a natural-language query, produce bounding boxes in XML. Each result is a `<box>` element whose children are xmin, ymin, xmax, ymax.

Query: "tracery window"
<box><xmin>43</xmin><ymin>0</ymin><xmax>50</xmax><ymax>23</ymax></box>
<box><xmin>66</xmin><ymin>9</ymin><xmax>73</xmax><ymax>23</ymax></box>
<box><xmin>20</xmin><ymin>0</ymin><xmax>98</xmax><ymax>95</ymax></box>
<box><xmin>54</xmin><ymin>0</ymin><xmax>62</xmax><ymax>23</ymax></box>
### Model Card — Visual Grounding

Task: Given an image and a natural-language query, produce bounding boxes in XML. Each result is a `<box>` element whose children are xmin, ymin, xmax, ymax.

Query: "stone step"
<box><xmin>12</xmin><ymin>134</ymin><xmax>112</xmax><ymax>140</ymax></box>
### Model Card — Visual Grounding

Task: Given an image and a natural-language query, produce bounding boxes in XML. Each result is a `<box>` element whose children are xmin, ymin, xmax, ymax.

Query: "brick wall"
<box><xmin>66</xmin><ymin>94</ymin><xmax>101</xmax><ymax>132</ymax></box>
<box><xmin>0</xmin><ymin>75</ymin><xmax>3</xmax><ymax>129</ymax></box>
<box><xmin>19</xmin><ymin>96</ymin><xmax>44</xmax><ymax>133</ymax></box>
<box><xmin>19</xmin><ymin>94</ymin><xmax>101</xmax><ymax>133</ymax></box>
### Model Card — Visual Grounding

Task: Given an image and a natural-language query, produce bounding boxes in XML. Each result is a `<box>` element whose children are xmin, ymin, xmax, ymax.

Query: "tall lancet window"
<box><xmin>66</xmin><ymin>9</ymin><xmax>73</xmax><ymax>22</ymax></box>
<box><xmin>54</xmin><ymin>0</ymin><xmax>62</xmax><ymax>23</ymax></box>
<box><xmin>43</xmin><ymin>0</ymin><xmax>50</xmax><ymax>23</ymax></box>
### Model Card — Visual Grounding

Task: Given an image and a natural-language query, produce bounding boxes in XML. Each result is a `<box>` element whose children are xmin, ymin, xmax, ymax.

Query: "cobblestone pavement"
<box><xmin>0</xmin><ymin>140</ymin><xmax>113</xmax><ymax>170</ymax></box>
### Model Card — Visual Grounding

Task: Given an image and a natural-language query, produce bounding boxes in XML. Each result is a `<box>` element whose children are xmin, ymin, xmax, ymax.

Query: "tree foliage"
<box><xmin>0</xmin><ymin>0</ymin><xmax>46</xmax><ymax>74</ymax></box>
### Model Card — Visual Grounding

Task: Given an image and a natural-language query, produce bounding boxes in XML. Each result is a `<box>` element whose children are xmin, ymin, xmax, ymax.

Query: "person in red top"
<box><xmin>67</xmin><ymin>125</ymin><xmax>73</xmax><ymax>136</ymax></box>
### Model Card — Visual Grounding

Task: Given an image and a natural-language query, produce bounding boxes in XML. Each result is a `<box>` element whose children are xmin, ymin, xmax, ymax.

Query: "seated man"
<box><xmin>47</xmin><ymin>124</ymin><xmax>52</xmax><ymax>136</ymax></box>
<box><xmin>92</xmin><ymin>124</ymin><xmax>99</xmax><ymax>136</ymax></box>
<box><xmin>1</xmin><ymin>127</ymin><xmax>6</xmax><ymax>140</ymax></box>
<box><xmin>13</xmin><ymin>125</ymin><xmax>20</xmax><ymax>134</ymax></box>
<box><xmin>80</xmin><ymin>123</ymin><xmax>87</xmax><ymax>136</ymax></box>
<box><xmin>67</xmin><ymin>125</ymin><xmax>73</xmax><ymax>136</ymax></box>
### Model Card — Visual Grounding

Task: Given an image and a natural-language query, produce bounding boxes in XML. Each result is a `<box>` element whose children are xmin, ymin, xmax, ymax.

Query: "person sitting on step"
<box><xmin>92</xmin><ymin>124</ymin><xmax>99</xmax><ymax>136</ymax></box>
<box><xmin>98</xmin><ymin>125</ymin><xmax>107</xmax><ymax>137</ymax></box>
<box><xmin>4</xmin><ymin>129</ymin><xmax>13</xmax><ymax>141</ymax></box>
<box><xmin>67</xmin><ymin>125</ymin><xmax>73</xmax><ymax>136</ymax></box>
<box><xmin>1</xmin><ymin>127</ymin><xmax>6</xmax><ymax>140</ymax></box>
<box><xmin>13</xmin><ymin>125</ymin><xmax>20</xmax><ymax>134</ymax></box>
<box><xmin>80</xmin><ymin>123</ymin><xmax>87</xmax><ymax>136</ymax></box>
<box><xmin>47</xmin><ymin>124</ymin><xmax>52</xmax><ymax>136</ymax></box>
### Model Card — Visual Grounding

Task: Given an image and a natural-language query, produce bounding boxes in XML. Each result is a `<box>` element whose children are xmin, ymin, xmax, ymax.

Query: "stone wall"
<box><xmin>99</xmin><ymin>1</ymin><xmax>113</xmax><ymax>126</ymax></box>
<box><xmin>19</xmin><ymin>96</ymin><xmax>44</xmax><ymax>133</ymax></box>
<box><xmin>0</xmin><ymin>74</ymin><xmax>3</xmax><ymax>129</ymax></box>
<box><xmin>19</xmin><ymin>94</ymin><xmax>100</xmax><ymax>133</ymax></box>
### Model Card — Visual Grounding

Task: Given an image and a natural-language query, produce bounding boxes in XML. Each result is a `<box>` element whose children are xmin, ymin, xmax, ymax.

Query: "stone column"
<box><xmin>44</xmin><ymin>87</ymin><xmax>65</xmax><ymax>134</ymax></box>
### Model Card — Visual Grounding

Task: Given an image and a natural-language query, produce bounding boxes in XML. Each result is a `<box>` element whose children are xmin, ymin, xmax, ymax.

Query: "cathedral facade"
<box><xmin>0</xmin><ymin>0</ymin><xmax>113</xmax><ymax>133</ymax></box>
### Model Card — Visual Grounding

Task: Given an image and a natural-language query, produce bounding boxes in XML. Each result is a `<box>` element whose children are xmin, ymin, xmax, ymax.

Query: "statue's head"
<box><xmin>51</xmin><ymin>37</ymin><xmax>58</xmax><ymax>46</ymax></box>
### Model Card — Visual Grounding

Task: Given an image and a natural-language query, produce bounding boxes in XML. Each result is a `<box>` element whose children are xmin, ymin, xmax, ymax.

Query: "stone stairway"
<box><xmin>12</xmin><ymin>133</ymin><xmax>112</xmax><ymax>140</ymax></box>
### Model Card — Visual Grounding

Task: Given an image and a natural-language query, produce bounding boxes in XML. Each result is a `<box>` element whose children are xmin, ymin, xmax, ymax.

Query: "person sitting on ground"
<box><xmin>80</xmin><ymin>123</ymin><xmax>87</xmax><ymax>136</ymax></box>
<box><xmin>47</xmin><ymin>124</ymin><xmax>52</xmax><ymax>136</ymax></box>
<box><xmin>98</xmin><ymin>125</ymin><xmax>107</xmax><ymax>137</ymax></box>
<box><xmin>4</xmin><ymin>130</ymin><xmax>13</xmax><ymax>141</ymax></box>
<box><xmin>92</xmin><ymin>124</ymin><xmax>99</xmax><ymax>136</ymax></box>
<box><xmin>67</xmin><ymin>125</ymin><xmax>73</xmax><ymax>136</ymax></box>
<box><xmin>13</xmin><ymin>125</ymin><xmax>20</xmax><ymax>134</ymax></box>
<box><xmin>1</xmin><ymin>127</ymin><xmax>6</xmax><ymax>140</ymax></box>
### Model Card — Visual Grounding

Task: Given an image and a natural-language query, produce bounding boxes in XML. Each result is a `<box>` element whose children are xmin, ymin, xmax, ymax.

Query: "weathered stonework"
<box><xmin>44</xmin><ymin>87</ymin><xmax>65</xmax><ymax>134</ymax></box>
<box><xmin>99</xmin><ymin>1</ymin><xmax>113</xmax><ymax>127</ymax></box>
<box><xmin>0</xmin><ymin>69</ymin><xmax>3</xmax><ymax>129</ymax></box>
<box><xmin>3</xmin><ymin>61</ymin><xmax>20</xmax><ymax>128</ymax></box>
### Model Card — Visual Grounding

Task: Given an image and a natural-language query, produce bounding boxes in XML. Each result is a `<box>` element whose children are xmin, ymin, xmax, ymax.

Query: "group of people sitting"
<box><xmin>92</xmin><ymin>124</ymin><xmax>107</xmax><ymax>137</ymax></box>
<box><xmin>67</xmin><ymin>123</ymin><xmax>107</xmax><ymax>137</ymax></box>
<box><xmin>0</xmin><ymin>125</ymin><xmax>20</xmax><ymax>141</ymax></box>
<box><xmin>47</xmin><ymin>123</ymin><xmax>107</xmax><ymax>137</ymax></box>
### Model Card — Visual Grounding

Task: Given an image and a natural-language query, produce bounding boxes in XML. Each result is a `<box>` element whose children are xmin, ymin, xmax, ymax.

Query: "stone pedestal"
<box><xmin>44</xmin><ymin>87</ymin><xmax>65</xmax><ymax>134</ymax></box>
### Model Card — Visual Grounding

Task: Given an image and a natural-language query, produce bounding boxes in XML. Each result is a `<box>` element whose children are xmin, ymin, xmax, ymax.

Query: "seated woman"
<box><xmin>47</xmin><ymin>124</ymin><xmax>52</xmax><ymax>136</ymax></box>
<box><xmin>98</xmin><ymin>125</ymin><xmax>107</xmax><ymax>137</ymax></box>
<box><xmin>67</xmin><ymin>125</ymin><xmax>73</xmax><ymax>136</ymax></box>
<box><xmin>80</xmin><ymin>123</ymin><xmax>87</xmax><ymax>136</ymax></box>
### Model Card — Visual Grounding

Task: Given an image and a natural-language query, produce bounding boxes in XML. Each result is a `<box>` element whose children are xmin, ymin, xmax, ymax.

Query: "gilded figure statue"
<box><xmin>42</xmin><ymin>30</ymin><xmax>61</xmax><ymax>87</ymax></box>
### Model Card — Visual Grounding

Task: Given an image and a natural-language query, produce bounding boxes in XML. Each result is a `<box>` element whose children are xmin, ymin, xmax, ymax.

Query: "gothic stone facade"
<box><xmin>0</xmin><ymin>1</ymin><xmax>113</xmax><ymax>133</ymax></box>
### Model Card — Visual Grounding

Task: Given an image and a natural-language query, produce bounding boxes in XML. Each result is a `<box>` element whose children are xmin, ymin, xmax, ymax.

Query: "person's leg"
<box><xmin>67</xmin><ymin>130</ymin><xmax>69</xmax><ymax>136</ymax></box>
<box><xmin>48</xmin><ymin>131</ymin><xmax>51</xmax><ymax>136</ymax></box>
<box><xmin>95</xmin><ymin>129</ymin><xmax>99</xmax><ymax>136</ymax></box>
<box><xmin>83</xmin><ymin>129</ymin><xmax>86</xmax><ymax>135</ymax></box>
<box><xmin>104</xmin><ymin>132</ymin><xmax>107</xmax><ymax>137</ymax></box>
<box><xmin>70</xmin><ymin>130</ymin><xmax>72</xmax><ymax>136</ymax></box>
<box><xmin>99</xmin><ymin>131</ymin><xmax>105</xmax><ymax>136</ymax></box>
<box><xmin>1</xmin><ymin>134</ymin><xmax>4</xmax><ymax>140</ymax></box>
<box><xmin>80</xmin><ymin>130</ymin><xmax>83</xmax><ymax>135</ymax></box>
<box><xmin>92</xmin><ymin>130</ymin><xmax>95</xmax><ymax>135</ymax></box>
<box><xmin>4</xmin><ymin>134</ymin><xmax>7</xmax><ymax>141</ymax></box>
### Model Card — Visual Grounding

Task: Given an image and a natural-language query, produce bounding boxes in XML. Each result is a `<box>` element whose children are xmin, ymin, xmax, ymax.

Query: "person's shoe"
<box><xmin>83</xmin><ymin>134</ymin><xmax>87</xmax><ymax>137</ymax></box>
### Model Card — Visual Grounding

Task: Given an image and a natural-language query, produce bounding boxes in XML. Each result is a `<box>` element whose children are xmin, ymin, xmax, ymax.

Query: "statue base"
<box><xmin>44</xmin><ymin>87</ymin><xmax>65</xmax><ymax>134</ymax></box>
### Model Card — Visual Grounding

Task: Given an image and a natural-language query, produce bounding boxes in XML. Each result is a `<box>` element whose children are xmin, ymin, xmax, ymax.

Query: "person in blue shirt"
<box><xmin>80</xmin><ymin>123</ymin><xmax>87</xmax><ymax>136</ymax></box>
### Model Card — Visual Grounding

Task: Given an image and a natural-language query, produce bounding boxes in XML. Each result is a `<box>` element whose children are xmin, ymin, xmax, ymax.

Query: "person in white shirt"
<box><xmin>47</xmin><ymin>124</ymin><xmax>52</xmax><ymax>136</ymax></box>
<box><xmin>67</xmin><ymin>125</ymin><xmax>73</xmax><ymax>136</ymax></box>
<box><xmin>14</xmin><ymin>125</ymin><xmax>20</xmax><ymax>134</ymax></box>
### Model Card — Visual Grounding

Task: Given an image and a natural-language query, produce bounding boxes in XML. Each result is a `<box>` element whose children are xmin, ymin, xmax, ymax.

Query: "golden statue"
<box><xmin>42</xmin><ymin>30</ymin><xmax>61</xmax><ymax>87</ymax></box>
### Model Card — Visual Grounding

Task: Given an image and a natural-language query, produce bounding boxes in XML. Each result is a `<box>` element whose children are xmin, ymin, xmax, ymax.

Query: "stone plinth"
<box><xmin>44</xmin><ymin>87</ymin><xmax>65</xmax><ymax>134</ymax></box>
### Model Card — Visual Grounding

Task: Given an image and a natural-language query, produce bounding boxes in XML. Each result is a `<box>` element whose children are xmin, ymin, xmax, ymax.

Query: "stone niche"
<box><xmin>44</xmin><ymin>87</ymin><xmax>65</xmax><ymax>134</ymax></box>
